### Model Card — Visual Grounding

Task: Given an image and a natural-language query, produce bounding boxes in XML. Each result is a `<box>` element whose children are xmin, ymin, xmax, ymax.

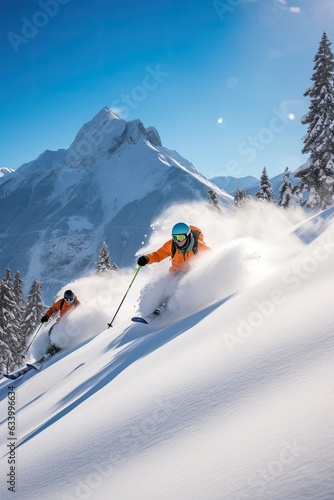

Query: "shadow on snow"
<box><xmin>16</xmin><ymin>295</ymin><xmax>234</xmax><ymax>449</ymax></box>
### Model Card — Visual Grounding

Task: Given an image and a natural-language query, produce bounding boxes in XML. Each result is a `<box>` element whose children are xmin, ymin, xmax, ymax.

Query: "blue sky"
<box><xmin>1</xmin><ymin>0</ymin><xmax>334</xmax><ymax>180</ymax></box>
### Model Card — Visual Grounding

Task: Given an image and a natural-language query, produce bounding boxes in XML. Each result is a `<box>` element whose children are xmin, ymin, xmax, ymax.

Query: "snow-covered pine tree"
<box><xmin>21</xmin><ymin>278</ymin><xmax>44</xmax><ymax>357</ymax></box>
<box><xmin>234</xmin><ymin>188</ymin><xmax>248</xmax><ymax>207</ymax></box>
<box><xmin>0</xmin><ymin>279</ymin><xmax>9</xmax><ymax>376</ymax></box>
<box><xmin>96</xmin><ymin>241</ymin><xmax>118</xmax><ymax>273</ymax></box>
<box><xmin>207</xmin><ymin>189</ymin><xmax>221</xmax><ymax>212</ymax></box>
<box><xmin>295</xmin><ymin>32</ymin><xmax>334</xmax><ymax>209</ymax></box>
<box><xmin>13</xmin><ymin>270</ymin><xmax>25</xmax><ymax>323</ymax></box>
<box><xmin>278</xmin><ymin>167</ymin><xmax>299</xmax><ymax>208</ymax></box>
<box><xmin>0</xmin><ymin>269</ymin><xmax>21</xmax><ymax>372</ymax></box>
<box><xmin>12</xmin><ymin>270</ymin><xmax>28</xmax><ymax>361</ymax></box>
<box><xmin>256</xmin><ymin>167</ymin><xmax>275</xmax><ymax>202</ymax></box>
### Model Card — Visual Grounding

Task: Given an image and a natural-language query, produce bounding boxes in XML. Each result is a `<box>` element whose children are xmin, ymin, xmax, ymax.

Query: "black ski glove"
<box><xmin>138</xmin><ymin>255</ymin><xmax>149</xmax><ymax>267</ymax></box>
<box><xmin>41</xmin><ymin>315</ymin><xmax>48</xmax><ymax>323</ymax></box>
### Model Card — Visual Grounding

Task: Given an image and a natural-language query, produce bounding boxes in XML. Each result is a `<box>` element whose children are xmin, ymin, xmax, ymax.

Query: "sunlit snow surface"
<box><xmin>1</xmin><ymin>203</ymin><xmax>334</xmax><ymax>500</ymax></box>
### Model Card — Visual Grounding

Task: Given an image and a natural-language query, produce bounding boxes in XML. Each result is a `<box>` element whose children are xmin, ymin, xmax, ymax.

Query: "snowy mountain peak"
<box><xmin>67</xmin><ymin>107</ymin><xmax>162</xmax><ymax>167</ymax></box>
<box><xmin>0</xmin><ymin>166</ymin><xmax>15</xmax><ymax>179</ymax></box>
<box><xmin>0</xmin><ymin>166</ymin><xmax>14</xmax><ymax>175</ymax></box>
<box><xmin>68</xmin><ymin>107</ymin><xmax>126</xmax><ymax>164</ymax></box>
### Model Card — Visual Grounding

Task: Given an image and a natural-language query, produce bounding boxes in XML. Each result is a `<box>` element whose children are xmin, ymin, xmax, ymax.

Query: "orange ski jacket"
<box><xmin>44</xmin><ymin>296</ymin><xmax>80</xmax><ymax>321</ymax></box>
<box><xmin>146</xmin><ymin>238</ymin><xmax>210</xmax><ymax>274</ymax></box>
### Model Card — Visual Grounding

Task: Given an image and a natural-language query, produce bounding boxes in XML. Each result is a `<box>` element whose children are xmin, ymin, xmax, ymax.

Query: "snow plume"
<box><xmin>29</xmin><ymin>271</ymin><xmax>140</xmax><ymax>359</ymax></box>
<box><xmin>142</xmin><ymin>199</ymin><xmax>309</xmax><ymax>251</ymax></box>
<box><xmin>29</xmin><ymin>202</ymin><xmax>313</xmax><ymax>358</ymax></box>
<box><xmin>130</xmin><ymin>201</ymin><xmax>310</xmax><ymax>319</ymax></box>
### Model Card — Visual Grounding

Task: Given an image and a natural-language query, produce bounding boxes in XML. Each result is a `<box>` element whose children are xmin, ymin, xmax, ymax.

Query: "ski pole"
<box><xmin>108</xmin><ymin>266</ymin><xmax>142</xmax><ymax>328</ymax></box>
<box><xmin>22</xmin><ymin>322</ymin><xmax>43</xmax><ymax>358</ymax></box>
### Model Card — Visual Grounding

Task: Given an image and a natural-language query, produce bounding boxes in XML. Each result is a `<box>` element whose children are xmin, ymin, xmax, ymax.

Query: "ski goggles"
<box><xmin>64</xmin><ymin>297</ymin><xmax>74</xmax><ymax>303</ymax></box>
<box><xmin>172</xmin><ymin>234</ymin><xmax>187</xmax><ymax>242</ymax></box>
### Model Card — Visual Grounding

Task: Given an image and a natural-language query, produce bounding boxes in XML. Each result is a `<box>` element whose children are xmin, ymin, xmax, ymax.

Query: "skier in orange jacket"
<box><xmin>41</xmin><ymin>289</ymin><xmax>80</xmax><ymax>323</ymax></box>
<box><xmin>40</xmin><ymin>289</ymin><xmax>80</xmax><ymax>357</ymax></box>
<box><xmin>137</xmin><ymin>222</ymin><xmax>210</xmax><ymax>274</ymax></box>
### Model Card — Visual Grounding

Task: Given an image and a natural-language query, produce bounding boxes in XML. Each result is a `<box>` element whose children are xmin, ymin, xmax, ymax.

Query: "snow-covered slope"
<box><xmin>0</xmin><ymin>108</ymin><xmax>232</xmax><ymax>302</ymax></box>
<box><xmin>1</xmin><ymin>203</ymin><xmax>333</xmax><ymax>500</ymax></box>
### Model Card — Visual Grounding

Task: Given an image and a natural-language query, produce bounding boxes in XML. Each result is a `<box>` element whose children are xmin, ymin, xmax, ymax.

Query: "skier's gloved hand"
<box><xmin>41</xmin><ymin>315</ymin><xmax>48</xmax><ymax>323</ymax></box>
<box><xmin>138</xmin><ymin>255</ymin><xmax>149</xmax><ymax>267</ymax></box>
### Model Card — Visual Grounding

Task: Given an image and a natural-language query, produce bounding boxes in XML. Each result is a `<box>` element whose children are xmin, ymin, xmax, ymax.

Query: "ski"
<box><xmin>3</xmin><ymin>349</ymin><xmax>60</xmax><ymax>379</ymax></box>
<box><xmin>27</xmin><ymin>349</ymin><xmax>61</xmax><ymax>370</ymax></box>
<box><xmin>131</xmin><ymin>303</ymin><xmax>166</xmax><ymax>324</ymax></box>
<box><xmin>26</xmin><ymin>361</ymin><xmax>46</xmax><ymax>371</ymax></box>
<box><xmin>3</xmin><ymin>365</ymin><xmax>32</xmax><ymax>380</ymax></box>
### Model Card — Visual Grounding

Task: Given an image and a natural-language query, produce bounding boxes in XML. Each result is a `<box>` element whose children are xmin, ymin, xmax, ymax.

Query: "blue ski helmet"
<box><xmin>172</xmin><ymin>222</ymin><xmax>191</xmax><ymax>237</ymax></box>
